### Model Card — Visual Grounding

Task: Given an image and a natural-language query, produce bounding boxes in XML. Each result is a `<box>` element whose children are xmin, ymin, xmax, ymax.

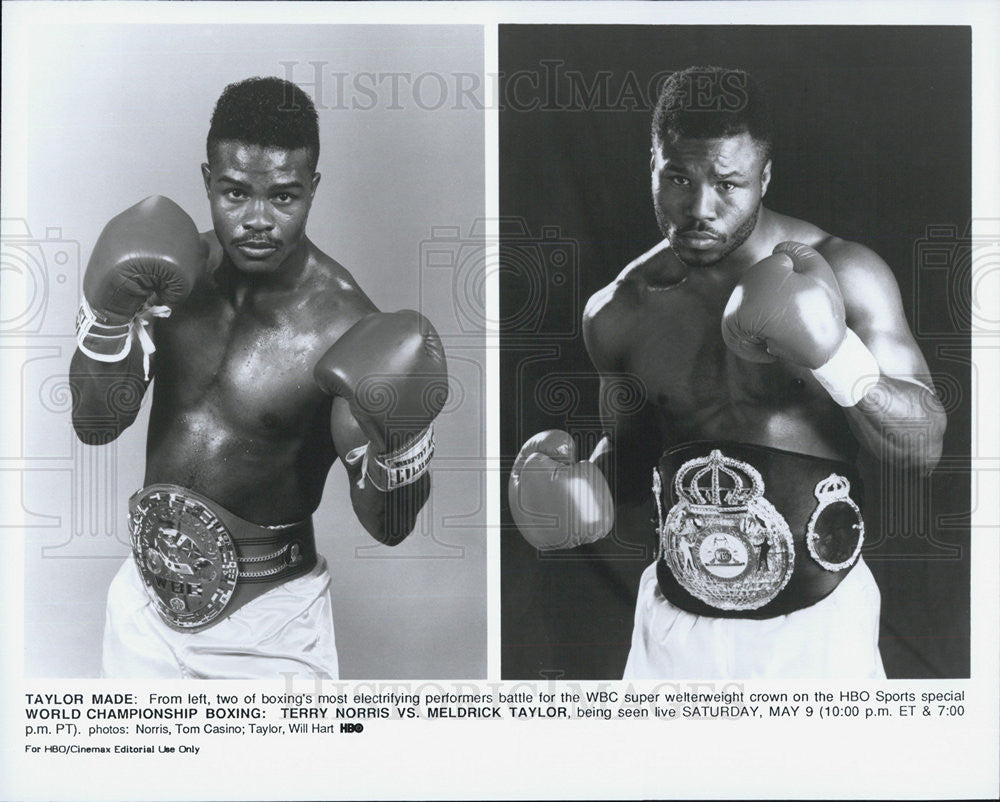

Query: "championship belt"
<box><xmin>654</xmin><ymin>449</ymin><xmax>795</xmax><ymax>611</ymax></box>
<box><xmin>129</xmin><ymin>484</ymin><xmax>317</xmax><ymax>631</ymax></box>
<box><xmin>653</xmin><ymin>442</ymin><xmax>866</xmax><ymax>619</ymax></box>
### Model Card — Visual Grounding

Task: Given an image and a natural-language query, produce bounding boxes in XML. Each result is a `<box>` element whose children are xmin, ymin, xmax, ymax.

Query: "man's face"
<box><xmin>651</xmin><ymin>131</ymin><xmax>771</xmax><ymax>267</ymax></box>
<box><xmin>202</xmin><ymin>142</ymin><xmax>320</xmax><ymax>275</ymax></box>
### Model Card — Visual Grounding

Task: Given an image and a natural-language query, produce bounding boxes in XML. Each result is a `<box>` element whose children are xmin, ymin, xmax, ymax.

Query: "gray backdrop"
<box><xmin>15</xmin><ymin>24</ymin><xmax>486</xmax><ymax>678</ymax></box>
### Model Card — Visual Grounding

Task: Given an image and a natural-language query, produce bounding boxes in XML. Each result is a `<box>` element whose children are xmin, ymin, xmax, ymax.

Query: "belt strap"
<box><xmin>129</xmin><ymin>484</ymin><xmax>317</xmax><ymax>632</ymax></box>
<box><xmin>655</xmin><ymin>557</ymin><xmax>845</xmax><ymax>620</ymax></box>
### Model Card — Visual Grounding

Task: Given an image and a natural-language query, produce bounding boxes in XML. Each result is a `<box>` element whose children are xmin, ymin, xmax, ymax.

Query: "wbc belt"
<box><xmin>653</xmin><ymin>442</ymin><xmax>865</xmax><ymax>619</ymax></box>
<box><xmin>128</xmin><ymin>484</ymin><xmax>317</xmax><ymax>632</ymax></box>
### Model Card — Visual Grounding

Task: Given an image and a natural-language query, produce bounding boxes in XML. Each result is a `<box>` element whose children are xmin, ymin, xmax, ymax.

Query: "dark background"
<box><xmin>500</xmin><ymin>25</ymin><xmax>972</xmax><ymax>679</ymax></box>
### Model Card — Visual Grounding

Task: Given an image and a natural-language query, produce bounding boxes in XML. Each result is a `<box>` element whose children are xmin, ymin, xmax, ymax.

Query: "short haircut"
<box><xmin>652</xmin><ymin>66</ymin><xmax>773</xmax><ymax>161</ymax></box>
<box><xmin>207</xmin><ymin>77</ymin><xmax>320</xmax><ymax>171</ymax></box>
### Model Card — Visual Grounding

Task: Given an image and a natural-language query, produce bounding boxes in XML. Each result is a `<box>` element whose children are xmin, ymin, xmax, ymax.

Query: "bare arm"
<box><xmin>583</xmin><ymin>288</ymin><xmax>665</xmax><ymax>521</ymax></box>
<box><xmin>591</xmin><ymin>376</ymin><xmax>663</xmax><ymax>508</ymax></box>
<box><xmin>823</xmin><ymin>239</ymin><xmax>946</xmax><ymax>472</ymax></box>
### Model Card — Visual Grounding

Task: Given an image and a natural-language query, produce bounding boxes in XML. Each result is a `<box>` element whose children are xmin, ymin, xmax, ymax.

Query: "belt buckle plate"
<box><xmin>130</xmin><ymin>488</ymin><xmax>238</xmax><ymax>630</ymax></box>
<box><xmin>655</xmin><ymin>449</ymin><xmax>795</xmax><ymax>611</ymax></box>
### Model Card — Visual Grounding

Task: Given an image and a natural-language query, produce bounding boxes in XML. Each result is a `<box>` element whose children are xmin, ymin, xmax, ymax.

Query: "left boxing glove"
<box><xmin>723</xmin><ymin>241</ymin><xmax>879</xmax><ymax>406</ymax></box>
<box><xmin>722</xmin><ymin>241</ymin><xmax>846</xmax><ymax>368</ymax></box>
<box><xmin>314</xmin><ymin>310</ymin><xmax>448</xmax><ymax>491</ymax></box>
<box><xmin>77</xmin><ymin>196</ymin><xmax>203</xmax><ymax>366</ymax></box>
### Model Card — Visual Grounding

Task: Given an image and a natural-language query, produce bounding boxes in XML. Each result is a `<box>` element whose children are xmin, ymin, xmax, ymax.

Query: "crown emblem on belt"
<box><xmin>813</xmin><ymin>474</ymin><xmax>851</xmax><ymax>502</ymax></box>
<box><xmin>673</xmin><ymin>448</ymin><xmax>764</xmax><ymax>509</ymax></box>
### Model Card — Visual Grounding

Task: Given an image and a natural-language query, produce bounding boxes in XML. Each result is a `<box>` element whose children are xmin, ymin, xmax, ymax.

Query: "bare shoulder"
<box><xmin>768</xmin><ymin>212</ymin><xmax>905</xmax><ymax>325</ymax></box>
<box><xmin>814</xmin><ymin>234</ymin><xmax>892</xmax><ymax>278</ymax></box>
<box><xmin>767</xmin><ymin>210</ymin><xmax>831</xmax><ymax>250</ymax></box>
<box><xmin>813</xmin><ymin>234</ymin><xmax>905</xmax><ymax>326</ymax></box>
<box><xmin>307</xmin><ymin>243</ymin><xmax>380</xmax><ymax>334</ymax></box>
<box><xmin>583</xmin><ymin>240</ymin><xmax>681</xmax><ymax>371</ymax></box>
<box><xmin>582</xmin><ymin>272</ymin><xmax>635</xmax><ymax>373</ymax></box>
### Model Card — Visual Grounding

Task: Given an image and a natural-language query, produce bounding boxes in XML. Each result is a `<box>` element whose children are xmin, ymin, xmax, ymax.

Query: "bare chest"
<box><xmin>623</xmin><ymin>288</ymin><xmax>825</xmax><ymax>439</ymax></box>
<box><xmin>152</xmin><ymin>293</ymin><xmax>333</xmax><ymax>436</ymax></box>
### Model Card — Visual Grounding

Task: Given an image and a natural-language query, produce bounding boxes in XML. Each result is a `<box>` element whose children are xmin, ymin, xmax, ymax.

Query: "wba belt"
<box><xmin>653</xmin><ymin>442</ymin><xmax>865</xmax><ymax>619</ymax></box>
<box><xmin>128</xmin><ymin>484</ymin><xmax>317</xmax><ymax>632</ymax></box>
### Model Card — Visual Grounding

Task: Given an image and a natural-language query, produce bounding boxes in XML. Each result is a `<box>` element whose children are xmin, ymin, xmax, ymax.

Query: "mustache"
<box><xmin>233</xmin><ymin>235</ymin><xmax>281</xmax><ymax>247</ymax></box>
<box><xmin>676</xmin><ymin>224</ymin><xmax>724</xmax><ymax>239</ymax></box>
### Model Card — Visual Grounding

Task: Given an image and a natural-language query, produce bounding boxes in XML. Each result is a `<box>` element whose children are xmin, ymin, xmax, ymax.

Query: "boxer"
<box><xmin>508</xmin><ymin>66</ymin><xmax>945</xmax><ymax>678</ymax></box>
<box><xmin>70</xmin><ymin>77</ymin><xmax>448</xmax><ymax>679</ymax></box>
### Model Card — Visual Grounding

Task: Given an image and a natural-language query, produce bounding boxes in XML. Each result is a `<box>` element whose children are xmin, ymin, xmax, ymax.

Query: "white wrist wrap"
<box><xmin>76</xmin><ymin>297</ymin><xmax>132</xmax><ymax>361</ymax></box>
<box><xmin>810</xmin><ymin>328</ymin><xmax>880</xmax><ymax>407</ymax></box>
<box><xmin>75</xmin><ymin>297</ymin><xmax>172</xmax><ymax>380</ymax></box>
<box><xmin>344</xmin><ymin>424</ymin><xmax>435</xmax><ymax>492</ymax></box>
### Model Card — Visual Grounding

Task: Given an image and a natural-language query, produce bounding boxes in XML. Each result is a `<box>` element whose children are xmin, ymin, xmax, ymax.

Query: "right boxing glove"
<box><xmin>77</xmin><ymin>196</ymin><xmax>203</xmax><ymax>368</ymax></box>
<box><xmin>508</xmin><ymin>430</ymin><xmax>614</xmax><ymax>550</ymax></box>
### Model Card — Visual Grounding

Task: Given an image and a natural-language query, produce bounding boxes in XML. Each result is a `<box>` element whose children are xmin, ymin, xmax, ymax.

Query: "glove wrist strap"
<box><xmin>810</xmin><ymin>328</ymin><xmax>880</xmax><ymax>407</ymax></box>
<box><xmin>76</xmin><ymin>296</ymin><xmax>133</xmax><ymax>361</ymax></box>
<box><xmin>346</xmin><ymin>424</ymin><xmax>436</xmax><ymax>492</ymax></box>
<box><xmin>76</xmin><ymin>296</ymin><xmax>172</xmax><ymax>380</ymax></box>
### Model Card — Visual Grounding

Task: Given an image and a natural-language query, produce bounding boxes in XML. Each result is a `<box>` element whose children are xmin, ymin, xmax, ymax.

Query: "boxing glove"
<box><xmin>508</xmin><ymin>430</ymin><xmax>614</xmax><ymax>550</ymax></box>
<box><xmin>723</xmin><ymin>241</ymin><xmax>879</xmax><ymax>405</ymax></box>
<box><xmin>722</xmin><ymin>241</ymin><xmax>847</xmax><ymax>368</ymax></box>
<box><xmin>77</xmin><ymin>196</ymin><xmax>203</xmax><ymax>365</ymax></box>
<box><xmin>315</xmin><ymin>310</ymin><xmax>448</xmax><ymax>490</ymax></box>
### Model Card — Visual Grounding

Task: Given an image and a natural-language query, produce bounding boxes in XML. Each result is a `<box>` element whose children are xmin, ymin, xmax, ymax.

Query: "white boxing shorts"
<box><xmin>623</xmin><ymin>558</ymin><xmax>885</xmax><ymax>679</ymax></box>
<box><xmin>102</xmin><ymin>556</ymin><xmax>339</xmax><ymax>680</ymax></box>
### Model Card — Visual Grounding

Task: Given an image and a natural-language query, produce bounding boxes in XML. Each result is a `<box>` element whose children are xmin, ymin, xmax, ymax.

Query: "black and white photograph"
<box><xmin>2</xmin><ymin>2</ymin><xmax>998</xmax><ymax>801</ymax></box>
<box><xmin>6</xmin><ymin>22</ymin><xmax>487</xmax><ymax>681</ymax></box>
<box><xmin>501</xmin><ymin>25</ymin><xmax>972</xmax><ymax>681</ymax></box>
